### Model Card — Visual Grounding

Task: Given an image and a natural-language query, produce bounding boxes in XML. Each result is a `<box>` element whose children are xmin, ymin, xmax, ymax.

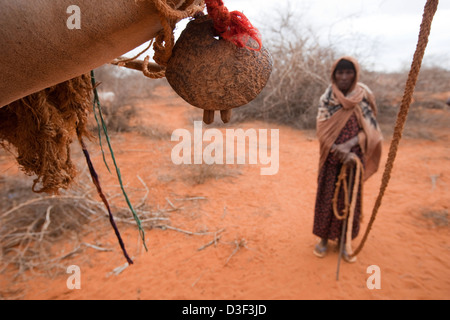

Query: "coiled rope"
<box><xmin>333</xmin><ymin>156</ymin><xmax>364</xmax><ymax>259</ymax></box>
<box><xmin>333</xmin><ymin>157</ymin><xmax>364</xmax><ymax>222</ymax></box>
<box><xmin>350</xmin><ymin>0</ymin><xmax>439</xmax><ymax>258</ymax></box>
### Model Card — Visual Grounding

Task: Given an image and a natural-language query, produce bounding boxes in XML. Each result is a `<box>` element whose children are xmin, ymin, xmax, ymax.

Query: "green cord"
<box><xmin>90</xmin><ymin>70</ymin><xmax>148</xmax><ymax>251</ymax></box>
<box><xmin>91</xmin><ymin>74</ymin><xmax>111</xmax><ymax>174</ymax></box>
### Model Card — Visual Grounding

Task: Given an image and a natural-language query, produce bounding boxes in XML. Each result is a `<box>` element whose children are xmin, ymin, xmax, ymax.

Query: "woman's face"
<box><xmin>335</xmin><ymin>69</ymin><xmax>356</xmax><ymax>94</ymax></box>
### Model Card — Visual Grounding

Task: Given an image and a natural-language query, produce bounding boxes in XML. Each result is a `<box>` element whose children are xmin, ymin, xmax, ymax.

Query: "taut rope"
<box><xmin>350</xmin><ymin>0</ymin><xmax>439</xmax><ymax>258</ymax></box>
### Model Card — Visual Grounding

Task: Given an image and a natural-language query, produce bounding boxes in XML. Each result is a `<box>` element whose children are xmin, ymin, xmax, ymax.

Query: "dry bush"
<box><xmin>232</xmin><ymin>8</ymin><xmax>337</xmax><ymax>129</ymax></box>
<box><xmin>0</xmin><ymin>166</ymin><xmax>166</xmax><ymax>278</ymax></box>
<box><xmin>415</xmin><ymin>62</ymin><xmax>450</xmax><ymax>94</ymax></box>
<box><xmin>181</xmin><ymin>164</ymin><xmax>242</xmax><ymax>185</ymax></box>
<box><xmin>419</xmin><ymin>209</ymin><xmax>448</xmax><ymax>228</ymax></box>
<box><xmin>363</xmin><ymin>71</ymin><xmax>406</xmax><ymax>109</ymax></box>
<box><xmin>230</xmin><ymin>4</ymin><xmax>450</xmax><ymax>134</ymax></box>
<box><xmin>0</xmin><ymin>174</ymin><xmax>103</xmax><ymax>277</ymax></box>
<box><xmin>92</xmin><ymin>65</ymin><xmax>166</xmax><ymax>133</ymax></box>
<box><xmin>363</xmin><ymin>65</ymin><xmax>450</xmax><ymax>139</ymax></box>
<box><xmin>136</xmin><ymin>124</ymin><xmax>173</xmax><ymax>140</ymax></box>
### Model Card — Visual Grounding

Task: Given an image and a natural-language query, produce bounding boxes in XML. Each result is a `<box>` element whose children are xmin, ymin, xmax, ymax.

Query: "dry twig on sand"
<box><xmin>225</xmin><ymin>238</ymin><xmax>248</xmax><ymax>266</ymax></box>
<box><xmin>0</xmin><ymin>172</ymin><xmax>173</xmax><ymax>277</ymax></box>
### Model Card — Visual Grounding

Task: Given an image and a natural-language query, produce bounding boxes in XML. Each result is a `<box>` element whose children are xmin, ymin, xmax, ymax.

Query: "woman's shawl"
<box><xmin>316</xmin><ymin>57</ymin><xmax>383</xmax><ymax>181</ymax></box>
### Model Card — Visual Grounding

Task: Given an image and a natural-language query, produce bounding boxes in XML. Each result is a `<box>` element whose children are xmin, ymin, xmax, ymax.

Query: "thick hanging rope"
<box><xmin>350</xmin><ymin>0</ymin><xmax>439</xmax><ymax>258</ymax></box>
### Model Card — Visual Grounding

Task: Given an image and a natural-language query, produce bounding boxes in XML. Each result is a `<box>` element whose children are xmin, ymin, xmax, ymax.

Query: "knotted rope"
<box><xmin>116</xmin><ymin>0</ymin><xmax>262</xmax><ymax>78</ymax></box>
<box><xmin>114</xmin><ymin>0</ymin><xmax>205</xmax><ymax>78</ymax></box>
<box><xmin>350</xmin><ymin>0</ymin><xmax>439</xmax><ymax>258</ymax></box>
<box><xmin>152</xmin><ymin>0</ymin><xmax>205</xmax><ymax>67</ymax></box>
<box><xmin>205</xmin><ymin>0</ymin><xmax>262</xmax><ymax>51</ymax></box>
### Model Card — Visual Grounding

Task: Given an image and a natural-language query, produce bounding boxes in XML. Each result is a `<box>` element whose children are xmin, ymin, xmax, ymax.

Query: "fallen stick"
<box><xmin>2</xmin><ymin>196</ymin><xmax>93</xmax><ymax>218</ymax></box>
<box><xmin>225</xmin><ymin>239</ymin><xmax>248</xmax><ymax>266</ymax></box>
<box><xmin>82</xmin><ymin>243</ymin><xmax>113</xmax><ymax>252</ymax></box>
<box><xmin>165</xmin><ymin>197</ymin><xmax>177</xmax><ymax>209</ymax></box>
<box><xmin>198</xmin><ymin>235</ymin><xmax>222</xmax><ymax>251</ymax></box>
<box><xmin>175</xmin><ymin>197</ymin><xmax>207</xmax><ymax>201</ymax></box>
<box><xmin>155</xmin><ymin>225</ymin><xmax>225</xmax><ymax>237</ymax></box>
<box><xmin>107</xmin><ymin>260</ymin><xmax>131</xmax><ymax>277</ymax></box>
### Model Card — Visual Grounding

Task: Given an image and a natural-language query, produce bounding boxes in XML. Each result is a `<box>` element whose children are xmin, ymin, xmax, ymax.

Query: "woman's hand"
<box><xmin>330</xmin><ymin>136</ymin><xmax>359</xmax><ymax>163</ymax></box>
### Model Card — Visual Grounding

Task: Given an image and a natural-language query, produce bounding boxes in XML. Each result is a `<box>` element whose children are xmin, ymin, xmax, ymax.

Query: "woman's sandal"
<box><xmin>313</xmin><ymin>242</ymin><xmax>328</xmax><ymax>258</ymax></box>
<box><xmin>342</xmin><ymin>250</ymin><xmax>357</xmax><ymax>263</ymax></box>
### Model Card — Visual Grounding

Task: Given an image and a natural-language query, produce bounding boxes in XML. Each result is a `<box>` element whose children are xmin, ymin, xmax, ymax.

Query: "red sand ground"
<box><xmin>1</xmin><ymin>87</ymin><xmax>449</xmax><ymax>300</ymax></box>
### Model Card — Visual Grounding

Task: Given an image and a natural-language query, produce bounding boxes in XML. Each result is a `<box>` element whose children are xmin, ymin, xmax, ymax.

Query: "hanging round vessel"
<box><xmin>165</xmin><ymin>15</ymin><xmax>273</xmax><ymax>124</ymax></box>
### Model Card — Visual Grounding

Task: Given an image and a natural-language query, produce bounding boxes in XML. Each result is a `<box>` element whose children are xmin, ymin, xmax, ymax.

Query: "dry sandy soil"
<box><xmin>0</xmin><ymin>87</ymin><xmax>449</xmax><ymax>300</ymax></box>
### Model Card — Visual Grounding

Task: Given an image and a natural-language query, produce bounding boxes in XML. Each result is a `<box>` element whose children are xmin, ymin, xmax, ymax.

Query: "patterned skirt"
<box><xmin>313</xmin><ymin>114</ymin><xmax>364</xmax><ymax>241</ymax></box>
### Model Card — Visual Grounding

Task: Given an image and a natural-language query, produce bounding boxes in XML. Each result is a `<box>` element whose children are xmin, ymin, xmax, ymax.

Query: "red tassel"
<box><xmin>205</xmin><ymin>0</ymin><xmax>262</xmax><ymax>51</ymax></box>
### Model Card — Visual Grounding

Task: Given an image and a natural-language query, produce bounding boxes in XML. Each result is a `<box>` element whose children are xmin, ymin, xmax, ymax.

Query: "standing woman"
<box><xmin>313</xmin><ymin>56</ymin><xmax>383</xmax><ymax>262</ymax></box>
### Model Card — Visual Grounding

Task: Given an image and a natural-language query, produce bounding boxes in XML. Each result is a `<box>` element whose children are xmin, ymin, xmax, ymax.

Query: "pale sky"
<box><xmin>223</xmin><ymin>0</ymin><xmax>450</xmax><ymax>72</ymax></box>
<box><xmin>127</xmin><ymin>0</ymin><xmax>449</xmax><ymax>73</ymax></box>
